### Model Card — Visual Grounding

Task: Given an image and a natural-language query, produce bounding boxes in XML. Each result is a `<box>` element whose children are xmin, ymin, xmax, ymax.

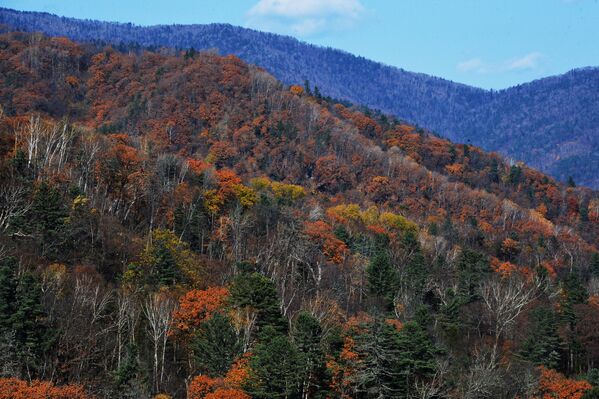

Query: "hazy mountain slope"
<box><xmin>1</xmin><ymin>7</ymin><xmax>598</xmax><ymax>188</ymax></box>
<box><xmin>455</xmin><ymin>68</ymin><xmax>599</xmax><ymax>187</ymax></box>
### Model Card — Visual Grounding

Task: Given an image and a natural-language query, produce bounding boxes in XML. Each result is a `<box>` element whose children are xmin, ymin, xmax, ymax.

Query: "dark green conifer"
<box><xmin>190</xmin><ymin>312</ymin><xmax>242</xmax><ymax>377</ymax></box>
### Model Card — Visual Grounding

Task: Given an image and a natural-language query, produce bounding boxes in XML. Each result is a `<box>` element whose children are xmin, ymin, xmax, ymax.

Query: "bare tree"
<box><xmin>413</xmin><ymin>359</ymin><xmax>450</xmax><ymax>399</ymax></box>
<box><xmin>13</xmin><ymin>116</ymin><xmax>76</xmax><ymax>180</ymax></box>
<box><xmin>461</xmin><ymin>348</ymin><xmax>502</xmax><ymax>399</ymax></box>
<box><xmin>143</xmin><ymin>292</ymin><xmax>176</xmax><ymax>393</ymax></box>
<box><xmin>479</xmin><ymin>273</ymin><xmax>549</xmax><ymax>354</ymax></box>
<box><xmin>0</xmin><ymin>185</ymin><xmax>31</xmax><ymax>233</ymax></box>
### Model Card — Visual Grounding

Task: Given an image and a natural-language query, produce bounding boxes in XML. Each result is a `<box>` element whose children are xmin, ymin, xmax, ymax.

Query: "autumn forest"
<box><xmin>0</xmin><ymin>31</ymin><xmax>599</xmax><ymax>398</ymax></box>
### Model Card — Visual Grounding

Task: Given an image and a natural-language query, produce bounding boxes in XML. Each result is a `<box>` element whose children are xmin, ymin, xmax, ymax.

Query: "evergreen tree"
<box><xmin>585</xmin><ymin>368</ymin><xmax>599</xmax><ymax>386</ymax></box>
<box><xmin>456</xmin><ymin>248</ymin><xmax>490</xmax><ymax>302</ymax></box>
<box><xmin>114</xmin><ymin>343</ymin><xmax>138</xmax><ymax>388</ymax></box>
<box><xmin>313</xmin><ymin>85</ymin><xmax>321</xmax><ymax>99</ymax></box>
<box><xmin>303</xmin><ymin>79</ymin><xmax>312</xmax><ymax>96</ymax></box>
<box><xmin>28</xmin><ymin>183</ymin><xmax>68</xmax><ymax>245</ymax></box>
<box><xmin>190</xmin><ymin>312</ymin><xmax>242</xmax><ymax>377</ymax></box>
<box><xmin>153</xmin><ymin>241</ymin><xmax>179</xmax><ymax>287</ymax></box>
<box><xmin>184</xmin><ymin>47</ymin><xmax>196</xmax><ymax>59</ymax></box>
<box><xmin>173</xmin><ymin>200</ymin><xmax>209</xmax><ymax>252</ymax></box>
<box><xmin>508</xmin><ymin>165</ymin><xmax>522</xmax><ymax>185</ymax></box>
<box><xmin>438</xmin><ymin>290</ymin><xmax>465</xmax><ymax>344</ymax></box>
<box><xmin>519</xmin><ymin>307</ymin><xmax>562</xmax><ymax>368</ymax></box>
<box><xmin>0</xmin><ymin>257</ymin><xmax>18</xmax><ymax>377</ymax></box>
<box><xmin>333</xmin><ymin>225</ymin><xmax>351</xmax><ymax>247</ymax></box>
<box><xmin>113</xmin><ymin>343</ymin><xmax>147</xmax><ymax>398</ymax></box>
<box><xmin>11</xmin><ymin>272</ymin><xmax>51</xmax><ymax>376</ymax></box>
<box><xmin>591</xmin><ymin>253</ymin><xmax>599</xmax><ymax>278</ymax></box>
<box><xmin>351</xmin><ymin>319</ymin><xmax>440</xmax><ymax>398</ymax></box>
<box><xmin>489</xmin><ymin>159</ymin><xmax>500</xmax><ymax>183</ymax></box>
<box><xmin>0</xmin><ymin>257</ymin><xmax>17</xmax><ymax>333</ymax></box>
<box><xmin>393</xmin><ymin>321</ymin><xmax>440</xmax><ymax>396</ymax></box>
<box><xmin>568</xmin><ymin>176</ymin><xmax>576</xmax><ymax>188</ymax></box>
<box><xmin>582</xmin><ymin>387</ymin><xmax>599</xmax><ymax>399</ymax></box>
<box><xmin>462</xmin><ymin>144</ymin><xmax>470</xmax><ymax>158</ymax></box>
<box><xmin>580</xmin><ymin>205</ymin><xmax>589</xmax><ymax>222</ymax></box>
<box><xmin>246</xmin><ymin>326</ymin><xmax>301</xmax><ymax>399</ymax></box>
<box><xmin>292</xmin><ymin>312</ymin><xmax>330</xmax><ymax>399</ymax></box>
<box><xmin>561</xmin><ymin>272</ymin><xmax>588</xmax><ymax>327</ymax></box>
<box><xmin>366</xmin><ymin>250</ymin><xmax>398</xmax><ymax>304</ymax></box>
<box><xmin>562</xmin><ymin>272</ymin><xmax>588</xmax><ymax>305</ymax></box>
<box><xmin>352</xmin><ymin>321</ymin><xmax>404</xmax><ymax>398</ymax></box>
<box><xmin>402</xmin><ymin>231</ymin><xmax>428</xmax><ymax>296</ymax></box>
<box><xmin>449</xmin><ymin>145</ymin><xmax>457</xmax><ymax>163</ymax></box>
<box><xmin>229</xmin><ymin>272</ymin><xmax>287</xmax><ymax>333</ymax></box>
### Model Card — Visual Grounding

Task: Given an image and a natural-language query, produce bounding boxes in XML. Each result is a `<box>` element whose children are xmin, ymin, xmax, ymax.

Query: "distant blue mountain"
<box><xmin>1</xmin><ymin>7</ymin><xmax>598</xmax><ymax>187</ymax></box>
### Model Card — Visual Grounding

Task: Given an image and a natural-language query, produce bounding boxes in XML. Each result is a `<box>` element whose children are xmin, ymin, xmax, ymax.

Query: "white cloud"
<box><xmin>290</xmin><ymin>18</ymin><xmax>327</xmax><ymax>36</ymax></box>
<box><xmin>506</xmin><ymin>52</ymin><xmax>543</xmax><ymax>70</ymax></box>
<box><xmin>248</xmin><ymin>0</ymin><xmax>364</xmax><ymax>19</ymax></box>
<box><xmin>246</xmin><ymin>0</ymin><xmax>365</xmax><ymax>37</ymax></box>
<box><xmin>457</xmin><ymin>58</ymin><xmax>487</xmax><ymax>73</ymax></box>
<box><xmin>456</xmin><ymin>52</ymin><xmax>544</xmax><ymax>74</ymax></box>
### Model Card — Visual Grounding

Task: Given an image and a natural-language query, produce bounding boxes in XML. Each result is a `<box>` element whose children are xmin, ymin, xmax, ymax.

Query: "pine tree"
<box><xmin>229</xmin><ymin>272</ymin><xmax>287</xmax><ymax>333</ymax></box>
<box><xmin>153</xmin><ymin>242</ymin><xmax>179</xmax><ymax>287</ymax></box>
<box><xmin>350</xmin><ymin>318</ymin><xmax>441</xmax><ymax>398</ymax></box>
<box><xmin>582</xmin><ymin>387</ymin><xmax>599</xmax><ymax>399</ymax></box>
<box><xmin>402</xmin><ymin>231</ymin><xmax>428</xmax><ymax>296</ymax></box>
<box><xmin>0</xmin><ymin>257</ymin><xmax>17</xmax><ymax>333</ymax></box>
<box><xmin>568</xmin><ymin>176</ymin><xmax>576</xmax><ymax>188</ymax></box>
<box><xmin>456</xmin><ymin>248</ymin><xmax>490</xmax><ymax>302</ymax></box>
<box><xmin>113</xmin><ymin>342</ymin><xmax>147</xmax><ymax>398</ymax></box>
<box><xmin>561</xmin><ymin>272</ymin><xmax>588</xmax><ymax>327</ymax></box>
<box><xmin>0</xmin><ymin>257</ymin><xmax>18</xmax><ymax>377</ymax></box>
<box><xmin>246</xmin><ymin>326</ymin><xmax>301</xmax><ymax>399</ymax></box>
<box><xmin>366</xmin><ymin>250</ymin><xmax>398</xmax><ymax>304</ymax></box>
<box><xmin>11</xmin><ymin>272</ymin><xmax>51</xmax><ymax>376</ymax></box>
<box><xmin>509</xmin><ymin>165</ymin><xmax>522</xmax><ymax>185</ymax></box>
<box><xmin>489</xmin><ymin>159</ymin><xmax>500</xmax><ymax>183</ymax></box>
<box><xmin>591</xmin><ymin>253</ymin><xmax>599</xmax><ymax>278</ymax></box>
<box><xmin>292</xmin><ymin>312</ymin><xmax>330</xmax><ymax>399</ymax></box>
<box><xmin>190</xmin><ymin>312</ymin><xmax>242</xmax><ymax>377</ymax></box>
<box><xmin>114</xmin><ymin>343</ymin><xmax>138</xmax><ymax>388</ymax></box>
<box><xmin>351</xmin><ymin>320</ymin><xmax>405</xmax><ymax>398</ymax></box>
<box><xmin>519</xmin><ymin>307</ymin><xmax>562</xmax><ymax>368</ymax></box>
<box><xmin>562</xmin><ymin>272</ymin><xmax>588</xmax><ymax>305</ymax></box>
<box><xmin>303</xmin><ymin>79</ymin><xmax>312</xmax><ymax>96</ymax></box>
<box><xmin>28</xmin><ymin>182</ymin><xmax>67</xmax><ymax>257</ymax></box>
<box><xmin>393</xmin><ymin>321</ymin><xmax>440</xmax><ymax>396</ymax></box>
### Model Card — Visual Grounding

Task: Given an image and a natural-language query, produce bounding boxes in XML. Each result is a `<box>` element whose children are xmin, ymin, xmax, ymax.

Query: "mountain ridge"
<box><xmin>1</xmin><ymin>7</ymin><xmax>598</xmax><ymax>188</ymax></box>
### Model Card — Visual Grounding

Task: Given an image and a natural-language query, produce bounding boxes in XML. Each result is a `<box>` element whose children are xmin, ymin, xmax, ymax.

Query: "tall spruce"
<box><xmin>246</xmin><ymin>326</ymin><xmax>302</xmax><ymax>399</ymax></box>
<box><xmin>366</xmin><ymin>250</ymin><xmax>398</xmax><ymax>305</ymax></box>
<box><xmin>229</xmin><ymin>271</ymin><xmax>287</xmax><ymax>334</ymax></box>
<box><xmin>520</xmin><ymin>307</ymin><xmax>562</xmax><ymax>369</ymax></box>
<box><xmin>292</xmin><ymin>312</ymin><xmax>330</xmax><ymax>399</ymax></box>
<box><xmin>190</xmin><ymin>312</ymin><xmax>242</xmax><ymax>377</ymax></box>
<box><xmin>11</xmin><ymin>272</ymin><xmax>51</xmax><ymax>377</ymax></box>
<box><xmin>0</xmin><ymin>256</ymin><xmax>17</xmax><ymax>333</ymax></box>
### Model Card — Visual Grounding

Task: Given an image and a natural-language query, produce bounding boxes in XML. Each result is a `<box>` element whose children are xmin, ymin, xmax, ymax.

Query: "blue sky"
<box><xmin>4</xmin><ymin>0</ymin><xmax>599</xmax><ymax>89</ymax></box>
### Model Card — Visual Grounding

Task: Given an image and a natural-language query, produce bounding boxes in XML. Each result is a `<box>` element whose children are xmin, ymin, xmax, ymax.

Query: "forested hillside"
<box><xmin>1</xmin><ymin>31</ymin><xmax>599</xmax><ymax>398</ymax></box>
<box><xmin>1</xmin><ymin>7</ymin><xmax>599</xmax><ymax>188</ymax></box>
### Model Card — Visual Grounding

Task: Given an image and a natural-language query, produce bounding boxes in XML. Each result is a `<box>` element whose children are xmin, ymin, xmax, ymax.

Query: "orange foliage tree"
<box><xmin>172</xmin><ymin>287</ymin><xmax>229</xmax><ymax>333</ymax></box>
<box><xmin>533</xmin><ymin>367</ymin><xmax>591</xmax><ymax>399</ymax></box>
<box><xmin>0</xmin><ymin>378</ymin><xmax>91</xmax><ymax>399</ymax></box>
<box><xmin>304</xmin><ymin>220</ymin><xmax>348</xmax><ymax>264</ymax></box>
<box><xmin>187</xmin><ymin>367</ymin><xmax>250</xmax><ymax>399</ymax></box>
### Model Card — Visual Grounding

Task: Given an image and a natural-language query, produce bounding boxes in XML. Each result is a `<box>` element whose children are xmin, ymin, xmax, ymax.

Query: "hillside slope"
<box><xmin>0</xmin><ymin>31</ymin><xmax>599</xmax><ymax>398</ymax></box>
<box><xmin>2</xmin><ymin>7</ymin><xmax>598</xmax><ymax>187</ymax></box>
